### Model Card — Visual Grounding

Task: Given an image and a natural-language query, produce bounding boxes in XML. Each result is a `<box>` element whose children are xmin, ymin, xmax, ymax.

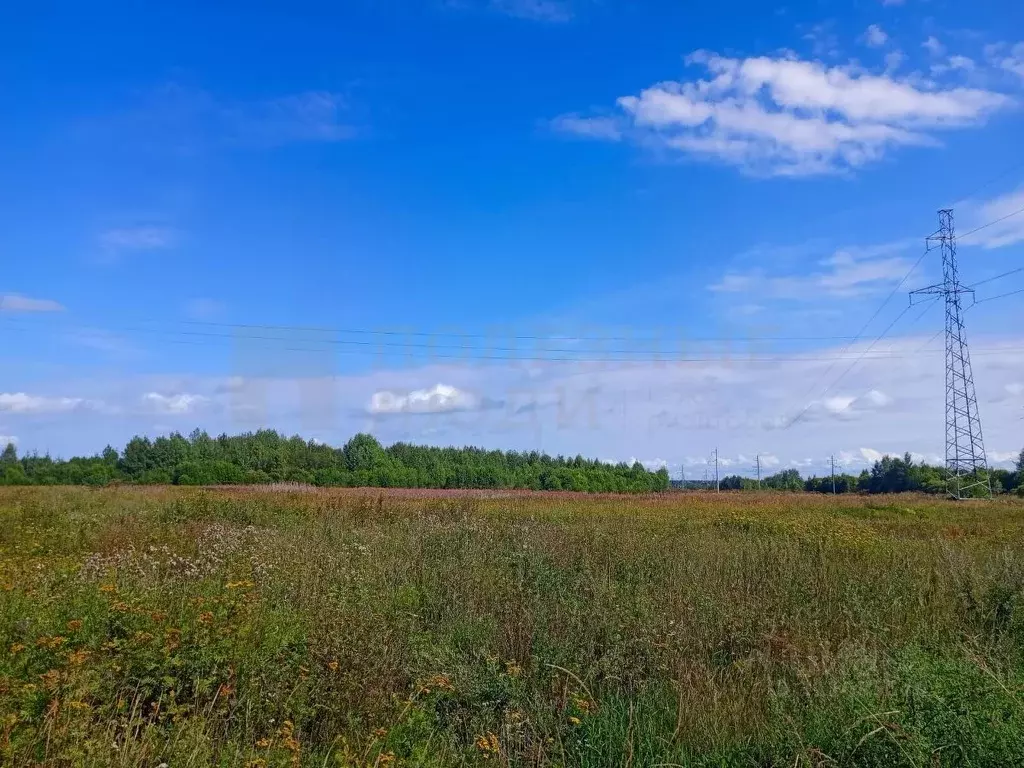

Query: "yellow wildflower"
<box><xmin>475</xmin><ymin>732</ymin><xmax>500</xmax><ymax>755</ymax></box>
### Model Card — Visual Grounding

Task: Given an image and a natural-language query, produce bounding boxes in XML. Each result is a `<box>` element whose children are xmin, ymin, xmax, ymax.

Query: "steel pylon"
<box><xmin>910</xmin><ymin>209</ymin><xmax>991</xmax><ymax>499</ymax></box>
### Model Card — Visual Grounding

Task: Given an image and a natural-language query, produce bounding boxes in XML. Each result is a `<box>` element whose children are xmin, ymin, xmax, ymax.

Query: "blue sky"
<box><xmin>1</xmin><ymin>0</ymin><xmax>1023</xmax><ymax>475</ymax></box>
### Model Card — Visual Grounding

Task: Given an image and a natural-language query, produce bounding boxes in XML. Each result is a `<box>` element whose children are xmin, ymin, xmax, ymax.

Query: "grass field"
<box><xmin>1</xmin><ymin>487</ymin><xmax>1023</xmax><ymax>767</ymax></box>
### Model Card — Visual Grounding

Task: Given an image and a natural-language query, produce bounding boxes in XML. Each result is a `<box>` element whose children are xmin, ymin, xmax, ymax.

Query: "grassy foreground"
<box><xmin>1</xmin><ymin>488</ymin><xmax>1023</xmax><ymax>767</ymax></box>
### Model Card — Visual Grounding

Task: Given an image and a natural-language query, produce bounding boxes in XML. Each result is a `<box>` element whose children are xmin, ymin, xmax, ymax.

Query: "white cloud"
<box><xmin>988</xmin><ymin>450</ymin><xmax>1019</xmax><ymax>466</ymax></box>
<box><xmin>368</xmin><ymin>384</ymin><xmax>482</xmax><ymax>415</ymax></box>
<box><xmin>551</xmin><ymin>114</ymin><xmax>622</xmax><ymax>141</ymax></box>
<box><xmin>184</xmin><ymin>298</ymin><xmax>226</xmax><ymax>320</ymax></box>
<box><xmin>994</xmin><ymin>43</ymin><xmax>1024</xmax><ymax>79</ymax></box>
<box><xmin>0</xmin><ymin>294</ymin><xmax>65</xmax><ymax>313</ymax></box>
<box><xmin>948</xmin><ymin>55</ymin><xmax>976</xmax><ymax>71</ymax></box>
<box><xmin>226</xmin><ymin>91</ymin><xmax>355</xmax><ymax>145</ymax></box>
<box><xmin>627</xmin><ymin>456</ymin><xmax>668</xmax><ymax>471</ymax></box>
<box><xmin>91</xmin><ymin>84</ymin><xmax>355</xmax><ymax>154</ymax></box>
<box><xmin>141</xmin><ymin>392</ymin><xmax>208</xmax><ymax>415</ymax></box>
<box><xmin>0</xmin><ymin>393</ymin><xmax>88</xmax><ymax>414</ymax></box>
<box><xmin>68</xmin><ymin>329</ymin><xmax>142</xmax><ymax>357</ymax></box>
<box><xmin>489</xmin><ymin>0</ymin><xmax>572</xmax><ymax>22</ymax></box>
<box><xmin>800</xmin><ymin>388</ymin><xmax>895</xmax><ymax>423</ymax></box>
<box><xmin>100</xmin><ymin>227</ymin><xmax>174</xmax><ymax>252</ymax></box>
<box><xmin>865</xmin><ymin>25</ymin><xmax>888</xmax><ymax>48</ymax></box>
<box><xmin>0</xmin><ymin>435</ymin><xmax>17</xmax><ymax>447</ymax></box>
<box><xmin>560</xmin><ymin>50</ymin><xmax>1011</xmax><ymax>176</ymax></box>
<box><xmin>922</xmin><ymin>36</ymin><xmax>945</xmax><ymax>57</ymax></box>
<box><xmin>710</xmin><ymin>245</ymin><xmax>914</xmax><ymax>299</ymax></box>
<box><xmin>860</xmin><ymin>447</ymin><xmax>884</xmax><ymax>463</ymax></box>
<box><xmin>962</xmin><ymin>188</ymin><xmax>1024</xmax><ymax>248</ymax></box>
<box><xmin>882</xmin><ymin>0</ymin><xmax>904</xmax><ymax>6</ymax></box>
<box><xmin>885</xmin><ymin>50</ymin><xmax>906</xmax><ymax>72</ymax></box>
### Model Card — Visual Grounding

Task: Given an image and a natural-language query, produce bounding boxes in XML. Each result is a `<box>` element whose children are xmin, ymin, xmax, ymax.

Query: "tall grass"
<box><xmin>1</xmin><ymin>487</ymin><xmax>1023</xmax><ymax>766</ymax></box>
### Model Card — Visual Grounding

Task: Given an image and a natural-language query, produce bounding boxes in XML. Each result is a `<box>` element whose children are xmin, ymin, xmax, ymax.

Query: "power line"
<box><xmin>972</xmin><ymin>287</ymin><xmax>1024</xmax><ymax>307</ymax></box>
<box><xmin>967</xmin><ymin>267</ymin><xmax>1023</xmax><ymax>289</ymax></box>
<box><xmin>957</xmin><ymin>204</ymin><xmax>1024</xmax><ymax>241</ymax></box>
<box><xmin>7</xmin><ymin>316</ymin><xmax>1023</xmax><ymax>362</ymax></box>
<box><xmin>783</xmin><ymin>301</ymin><xmax>918</xmax><ymax>429</ymax></box>
<box><xmin>785</xmin><ymin>246</ymin><xmax>931</xmax><ymax>424</ymax></box>
<box><xmin>949</xmin><ymin>156</ymin><xmax>1024</xmax><ymax>205</ymax></box>
<box><xmin>171</xmin><ymin>319</ymin><xmax>867</xmax><ymax>343</ymax></box>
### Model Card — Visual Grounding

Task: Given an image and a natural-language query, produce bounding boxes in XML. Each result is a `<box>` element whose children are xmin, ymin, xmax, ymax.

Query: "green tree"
<box><xmin>0</xmin><ymin>442</ymin><xmax>16</xmax><ymax>466</ymax></box>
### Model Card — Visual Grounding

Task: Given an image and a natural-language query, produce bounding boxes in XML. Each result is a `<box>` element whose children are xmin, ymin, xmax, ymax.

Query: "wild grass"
<box><xmin>1</xmin><ymin>487</ymin><xmax>1023</xmax><ymax>766</ymax></box>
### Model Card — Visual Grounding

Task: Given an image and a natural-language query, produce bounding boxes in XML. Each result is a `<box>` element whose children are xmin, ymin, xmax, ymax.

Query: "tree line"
<box><xmin>0</xmin><ymin>430</ymin><xmax>670</xmax><ymax>492</ymax></box>
<box><xmin>715</xmin><ymin>450</ymin><xmax>1024</xmax><ymax>496</ymax></box>
<box><xmin>1</xmin><ymin>433</ymin><xmax>1021</xmax><ymax>495</ymax></box>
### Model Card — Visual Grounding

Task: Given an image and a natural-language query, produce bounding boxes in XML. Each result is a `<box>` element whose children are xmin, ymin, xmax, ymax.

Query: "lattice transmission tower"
<box><xmin>910</xmin><ymin>209</ymin><xmax>991</xmax><ymax>499</ymax></box>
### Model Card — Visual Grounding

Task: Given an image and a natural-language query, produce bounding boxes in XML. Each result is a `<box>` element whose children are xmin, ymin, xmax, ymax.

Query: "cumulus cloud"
<box><xmin>0</xmin><ymin>294</ymin><xmax>65</xmax><ymax>313</ymax></box>
<box><xmin>0</xmin><ymin>393</ymin><xmax>88</xmax><ymax>414</ymax></box>
<box><xmin>992</xmin><ymin>42</ymin><xmax>1024</xmax><ymax>79</ymax></box>
<box><xmin>859</xmin><ymin>447</ymin><xmax>885</xmax><ymax>463</ymax></box>
<box><xmin>0</xmin><ymin>435</ymin><xmax>17</xmax><ymax>447</ymax></box>
<box><xmin>922</xmin><ymin>36</ymin><xmax>945</xmax><ymax>57</ymax></box>
<box><xmin>368</xmin><ymin>384</ymin><xmax>482</xmax><ymax>415</ymax></box>
<box><xmin>885</xmin><ymin>51</ymin><xmax>906</xmax><ymax>72</ymax></box>
<box><xmin>800</xmin><ymin>389</ymin><xmax>894</xmax><ymax>423</ymax></box>
<box><xmin>553</xmin><ymin>49</ymin><xmax>1011</xmax><ymax>175</ymax></box>
<box><xmin>141</xmin><ymin>392</ymin><xmax>208</xmax><ymax>415</ymax></box>
<box><xmin>864</xmin><ymin>25</ymin><xmax>888</xmax><ymax>47</ymax></box>
<box><xmin>626</xmin><ymin>456</ymin><xmax>668</xmax><ymax>471</ymax></box>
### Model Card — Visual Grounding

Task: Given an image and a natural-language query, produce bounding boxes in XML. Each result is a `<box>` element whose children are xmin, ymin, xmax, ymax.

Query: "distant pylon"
<box><xmin>910</xmin><ymin>209</ymin><xmax>992</xmax><ymax>499</ymax></box>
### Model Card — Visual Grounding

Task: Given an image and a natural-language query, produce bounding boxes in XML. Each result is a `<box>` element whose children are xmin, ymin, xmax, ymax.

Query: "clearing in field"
<box><xmin>1</xmin><ymin>487</ymin><xmax>1023</xmax><ymax>766</ymax></box>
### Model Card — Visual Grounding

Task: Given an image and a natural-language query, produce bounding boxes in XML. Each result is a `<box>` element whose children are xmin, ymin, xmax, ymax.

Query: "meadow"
<box><xmin>1</xmin><ymin>487</ymin><xmax>1023</xmax><ymax>767</ymax></box>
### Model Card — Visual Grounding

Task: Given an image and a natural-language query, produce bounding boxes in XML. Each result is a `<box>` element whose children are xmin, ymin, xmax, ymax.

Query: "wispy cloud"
<box><xmin>0</xmin><ymin>294</ymin><xmax>65</xmax><ymax>313</ymax></box>
<box><xmin>99</xmin><ymin>226</ymin><xmax>175</xmax><ymax>261</ymax></box>
<box><xmin>67</xmin><ymin>328</ymin><xmax>144</xmax><ymax>358</ymax></box>
<box><xmin>489</xmin><ymin>0</ymin><xmax>572</xmax><ymax>22</ymax></box>
<box><xmin>0</xmin><ymin>435</ymin><xmax>16</xmax><ymax>447</ymax></box>
<box><xmin>552</xmin><ymin>49</ymin><xmax>1013</xmax><ymax>176</ymax></box>
<box><xmin>550</xmin><ymin>114</ymin><xmax>622</xmax><ymax>141</ymax></box>
<box><xmin>710</xmin><ymin>243</ymin><xmax>915</xmax><ymax>299</ymax></box>
<box><xmin>85</xmin><ymin>84</ymin><xmax>356</xmax><ymax>155</ymax></box>
<box><xmin>223</xmin><ymin>91</ymin><xmax>355</xmax><ymax>146</ymax></box>
<box><xmin>962</xmin><ymin>188</ymin><xmax>1024</xmax><ymax>248</ymax></box>
<box><xmin>0</xmin><ymin>393</ymin><xmax>93</xmax><ymax>415</ymax></box>
<box><xmin>184</xmin><ymin>298</ymin><xmax>226</xmax><ymax>320</ymax></box>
